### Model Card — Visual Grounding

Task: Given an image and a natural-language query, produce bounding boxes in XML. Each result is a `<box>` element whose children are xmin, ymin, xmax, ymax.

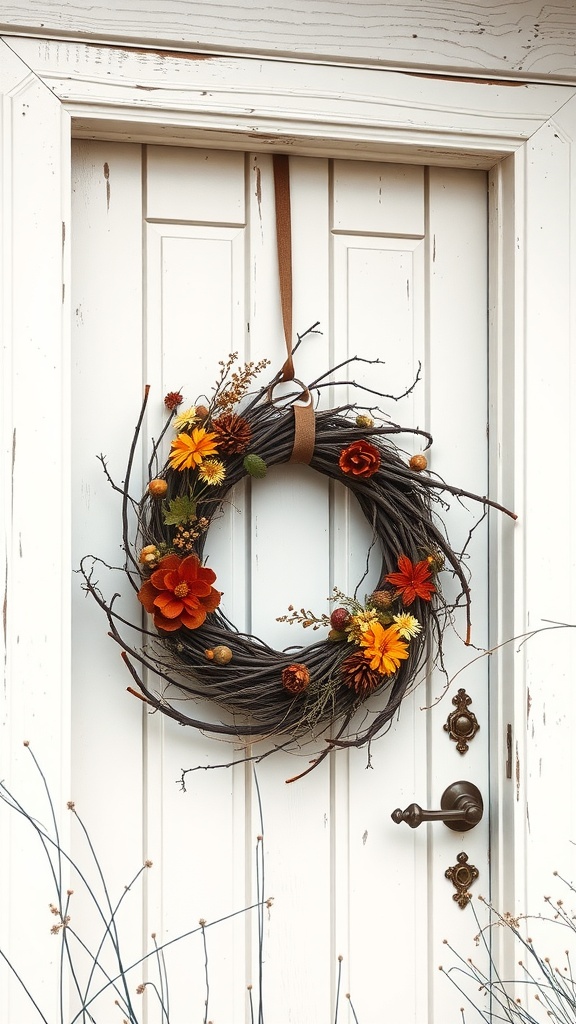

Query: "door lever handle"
<box><xmin>391</xmin><ymin>780</ymin><xmax>483</xmax><ymax>832</ymax></box>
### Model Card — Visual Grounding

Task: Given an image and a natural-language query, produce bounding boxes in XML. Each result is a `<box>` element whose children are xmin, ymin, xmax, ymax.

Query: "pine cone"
<box><xmin>340</xmin><ymin>651</ymin><xmax>383</xmax><ymax>697</ymax></box>
<box><xmin>212</xmin><ymin>413</ymin><xmax>252</xmax><ymax>453</ymax></box>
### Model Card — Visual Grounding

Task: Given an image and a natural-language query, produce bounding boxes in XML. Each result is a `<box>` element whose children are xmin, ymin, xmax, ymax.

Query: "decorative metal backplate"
<box><xmin>445</xmin><ymin>851</ymin><xmax>479</xmax><ymax>908</ymax></box>
<box><xmin>444</xmin><ymin>687</ymin><xmax>480</xmax><ymax>754</ymax></box>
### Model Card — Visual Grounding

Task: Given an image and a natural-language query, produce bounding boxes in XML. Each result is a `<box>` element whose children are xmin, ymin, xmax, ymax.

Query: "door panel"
<box><xmin>71</xmin><ymin>142</ymin><xmax>488</xmax><ymax>1022</ymax></box>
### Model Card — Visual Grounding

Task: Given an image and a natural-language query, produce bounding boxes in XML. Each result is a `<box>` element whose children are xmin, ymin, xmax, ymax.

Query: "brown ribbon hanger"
<box><xmin>271</xmin><ymin>154</ymin><xmax>316</xmax><ymax>465</ymax></box>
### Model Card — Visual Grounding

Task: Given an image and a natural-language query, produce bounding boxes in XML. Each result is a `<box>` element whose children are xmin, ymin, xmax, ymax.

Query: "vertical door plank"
<box><xmin>426</xmin><ymin>165</ymin><xmax>490</xmax><ymax>1020</ymax></box>
<box><xmin>332</xmin><ymin>159</ymin><xmax>428</xmax><ymax>1018</ymax></box>
<box><xmin>70</xmin><ymin>139</ymin><xmax>147</xmax><ymax>1012</ymax></box>
<box><xmin>143</xmin><ymin>148</ymin><xmax>250</xmax><ymax>1023</ymax></box>
<box><xmin>245</xmin><ymin>154</ymin><xmax>334</xmax><ymax>1022</ymax></box>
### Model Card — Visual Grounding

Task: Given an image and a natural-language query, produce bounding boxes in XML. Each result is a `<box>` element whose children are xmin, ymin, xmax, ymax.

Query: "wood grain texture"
<box><xmin>0</xmin><ymin>0</ymin><xmax>576</xmax><ymax>80</ymax></box>
<box><xmin>0</xmin><ymin>39</ymin><xmax>72</xmax><ymax>1023</ymax></box>
<box><xmin>7</xmin><ymin>36</ymin><xmax>576</xmax><ymax>173</ymax></box>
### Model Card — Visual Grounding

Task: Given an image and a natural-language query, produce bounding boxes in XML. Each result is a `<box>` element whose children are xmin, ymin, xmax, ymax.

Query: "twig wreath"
<box><xmin>80</xmin><ymin>157</ymin><xmax>516</xmax><ymax>780</ymax></box>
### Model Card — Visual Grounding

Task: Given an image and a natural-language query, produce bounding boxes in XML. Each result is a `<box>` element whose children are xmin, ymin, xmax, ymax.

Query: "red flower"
<box><xmin>339</xmin><ymin>439</ymin><xmax>381</xmax><ymax>478</ymax></box>
<box><xmin>385</xmin><ymin>555</ymin><xmax>435</xmax><ymax>606</ymax></box>
<box><xmin>164</xmin><ymin>390</ymin><xmax>183</xmax><ymax>410</ymax></box>
<box><xmin>138</xmin><ymin>553</ymin><xmax>221</xmax><ymax>632</ymax></box>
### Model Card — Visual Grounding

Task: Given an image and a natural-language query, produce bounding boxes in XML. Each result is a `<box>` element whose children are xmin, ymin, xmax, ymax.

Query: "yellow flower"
<box><xmin>347</xmin><ymin>608</ymin><xmax>379</xmax><ymax>643</ymax></box>
<box><xmin>168</xmin><ymin>428</ymin><xmax>220</xmax><ymax>471</ymax></box>
<box><xmin>198</xmin><ymin>459</ymin><xmax>226</xmax><ymax>485</ymax></box>
<box><xmin>359</xmin><ymin>622</ymin><xmax>409</xmax><ymax>676</ymax></box>
<box><xmin>173</xmin><ymin>406</ymin><xmax>197</xmax><ymax>431</ymax></box>
<box><xmin>392</xmin><ymin>613</ymin><xmax>422</xmax><ymax>639</ymax></box>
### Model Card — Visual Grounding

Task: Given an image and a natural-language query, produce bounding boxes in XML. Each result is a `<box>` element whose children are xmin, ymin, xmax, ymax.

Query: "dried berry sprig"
<box><xmin>211</xmin><ymin>353</ymin><xmax>272</xmax><ymax>414</ymax></box>
<box><xmin>276</xmin><ymin>605</ymin><xmax>332</xmax><ymax>630</ymax></box>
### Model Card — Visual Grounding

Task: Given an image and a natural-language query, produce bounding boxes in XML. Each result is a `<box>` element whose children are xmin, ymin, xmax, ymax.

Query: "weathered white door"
<box><xmin>71</xmin><ymin>142</ymin><xmax>489</xmax><ymax>1022</ymax></box>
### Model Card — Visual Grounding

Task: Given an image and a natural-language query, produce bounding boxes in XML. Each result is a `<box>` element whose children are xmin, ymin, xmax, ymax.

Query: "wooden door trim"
<box><xmin>4</xmin><ymin>36</ymin><xmax>576</xmax><ymax>168</ymax></box>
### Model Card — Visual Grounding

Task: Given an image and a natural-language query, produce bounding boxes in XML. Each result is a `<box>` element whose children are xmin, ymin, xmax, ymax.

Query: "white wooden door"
<box><xmin>71</xmin><ymin>142</ymin><xmax>489</xmax><ymax>1022</ymax></box>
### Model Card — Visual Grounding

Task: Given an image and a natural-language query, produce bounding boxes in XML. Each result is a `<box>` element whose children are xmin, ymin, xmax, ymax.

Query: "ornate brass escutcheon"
<box><xmin>444</xmin><ymin>687</ymin><xmax>480</xmax><ymax>754</ymax></box>
<box><xmin>445</xmin><ymin>851</ymin><xmax>479</xmax><ymax>908</ymax></box>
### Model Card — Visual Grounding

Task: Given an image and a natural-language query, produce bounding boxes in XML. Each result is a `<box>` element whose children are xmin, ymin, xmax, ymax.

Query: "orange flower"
<box><xmin>339</xmin><ymin>439</ymin><xmax>381</xmax><ymax>478</ymax></box>
<box><xmin>168</xmin><ymin>428</ymin><xmax>220</xmax><ymax>471</ymax></box>
<box><xmin>138</xmin><ymin>553</ymin><xmax>221</xmax><ymax>632</ymax></box>
<box><xmin>358</xmin><ymin>622</ymin><xmax>409</xmax><ymax>676</ymax></box>
<box><xmin>385</xmin><ymin>555</ymin><xmax>436</xmax><ymax>606</ymax></box>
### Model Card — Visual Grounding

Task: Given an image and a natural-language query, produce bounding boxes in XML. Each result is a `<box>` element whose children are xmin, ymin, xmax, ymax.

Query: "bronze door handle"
<box><xmin>391</xmin><ymin>781</ymin><xmax>483</xmax><ymax>832</ymax></box>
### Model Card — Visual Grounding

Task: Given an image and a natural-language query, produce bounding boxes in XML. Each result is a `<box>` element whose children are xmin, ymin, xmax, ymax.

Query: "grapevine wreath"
<box><xmin>81</xmin><ymin>157</ymin><xmax>515</xmax><ymax>779</ymax></box>
<box><xmin>81</xmin><ymin>346</ymin><xmax>515</xmax><ymax>778</ymax></box>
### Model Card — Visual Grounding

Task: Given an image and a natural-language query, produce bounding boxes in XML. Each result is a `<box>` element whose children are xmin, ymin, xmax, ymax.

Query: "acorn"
<box><xmin>148</xmin><ymin>478</ymin><xmax>168</xmax><ymax>497</ymax></box>
<box><xmin>330</xmin><ymin>607</ymin><xmax>351</xmax><ymax>631</ymax></box>
<box><xmin>409</xmin><ymin>454</ymin><xmax>428</xmax><ymax>472</ymax></box>
<box><xmin>210</xmin><ymin>645</ymin><xmax>233</xmax><ymax>665</ymax></box>
<box><xmin>195</xmin><ymin>405</ymin><xmax>210</xmax><ymax>423</ymax></box>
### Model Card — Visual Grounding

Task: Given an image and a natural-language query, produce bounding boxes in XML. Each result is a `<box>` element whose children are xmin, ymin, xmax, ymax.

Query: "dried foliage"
<box><xmin>443</xmin><ymin>879</ymin><xmax>576</xmax><ymax>1024</ymax></box>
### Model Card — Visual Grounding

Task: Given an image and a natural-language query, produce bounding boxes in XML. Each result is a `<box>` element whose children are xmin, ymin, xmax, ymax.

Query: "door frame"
<box><xmin>2</xmin><ymin>34</ymin><xmax>575</xmax><ymax>1012</ymax></box>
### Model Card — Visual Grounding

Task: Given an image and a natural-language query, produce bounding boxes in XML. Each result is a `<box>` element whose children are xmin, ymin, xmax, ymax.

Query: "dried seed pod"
<box><xmin>148</xmin><ymin>478</ymin><xmax>168</xmax><ymax>497</ymax></box>
<box><xmin>409</xmin><ymin>454</ymin><xmax>428</xmax><ymax>472</ymax></box>
<box><xmin>281</xmin><ymin>663</ymin><xmax>310</xmax><ymax>695</ymax></box>
<box><xmin>164</xmin><ymin>391</ymin><xmax>183</xmax><ymax>410</ymax></box>
<box><xmin>369</xmin><ymin>589</ymin><xmax>396</xmax><ymax>611</ymax></box>
<box><xmin>139</xmin><ymin>544</ymin><xmax>161</xmax><ymax>566</ymax></box>
<box><xmin>355</xmin><ymin>414</ymin><xmax>374</xmax><ymax>429</ymax></box>
<box><xmin>243</xmin><ymin>453</ymin><xmax>267</xmax><ymax>478</ymax></box>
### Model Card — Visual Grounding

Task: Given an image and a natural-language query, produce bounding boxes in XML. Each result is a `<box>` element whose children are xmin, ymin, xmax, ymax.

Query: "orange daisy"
<box><xmin>359</xmin><ymin>622</ymin><xmax>409</xmax><ymax>675</ymax></box>
<box><xmin>168</xmin><ymin>428</ymin><xmax>220</xmax><ymax>471</ymax></box>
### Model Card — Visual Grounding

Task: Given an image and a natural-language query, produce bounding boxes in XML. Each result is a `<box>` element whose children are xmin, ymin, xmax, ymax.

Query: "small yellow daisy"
<box><xmin>173</xmin><ymin>406</ymin><xmax>198</xmax><ymax>431</ymax></box>
<box><xmin>392</xmin><ymin>613</ymin><xmax>422</xmax><ymax>639</ymax></box>
<box><xmin>198</xmin><ymin>458</ymin><xmax>226</xmax><ymax>486</ymax></box>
